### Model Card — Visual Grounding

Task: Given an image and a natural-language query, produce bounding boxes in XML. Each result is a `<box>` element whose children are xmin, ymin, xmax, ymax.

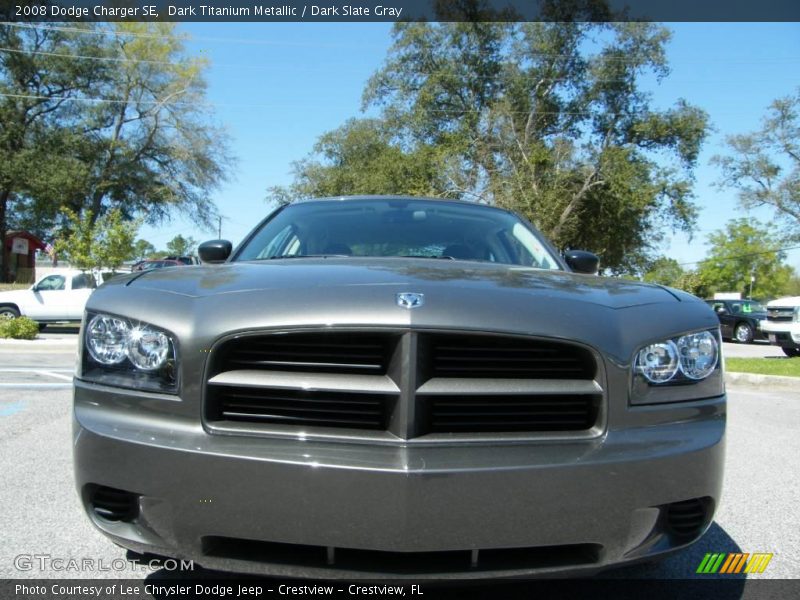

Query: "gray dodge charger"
<box><xmin>73</xmin><ymin>196</ymin><xmax>725</xmax><ymax>578</ymax></box>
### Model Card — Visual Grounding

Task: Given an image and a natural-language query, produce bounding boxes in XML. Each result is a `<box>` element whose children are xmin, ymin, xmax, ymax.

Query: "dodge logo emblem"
<box><xmin>397</xmin><ymin>293</ymin><xmax>424</xmax><ymax>309</ymax></box>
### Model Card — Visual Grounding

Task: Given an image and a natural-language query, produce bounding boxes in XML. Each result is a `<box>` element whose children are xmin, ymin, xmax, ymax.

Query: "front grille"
<box><xmin>216</xmin><ymin>332</ymin><xmax>394</xmax><ymax>375</ymax></box>
<box><xmin>767</xmin><ymin>308</ymin><xmax>794</xmax><ymax>322</ymax></box>
<box><xmin>202</xmin><ymin>536</ymin><xmax>602</xmax><ymax>574</ymax></box>
<box><xmin>426</xmin><ymin>334</ymin><xmax>595</xmax><ymax>379</ymax></box>
<box><xmin>664</xmin><ymin>497</ymin><xmax>712</xmax><ymax>540</ymax></box>
<box><xmin>208</xmin><ymin>386</ymin><xmax>392</xmax><ymax>430</ymax></box>
<box><xmin>206</xmin><ymin>330</ymin><xmax>603</xmax><ymax>439</ymax></box>
<box><xmin>421</xmin><ymin>394</ymin><xmax>601</xmax><ymax>433</ymax></box>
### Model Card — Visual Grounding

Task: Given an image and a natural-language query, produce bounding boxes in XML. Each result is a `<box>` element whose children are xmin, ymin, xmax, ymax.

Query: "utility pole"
<box><xmin>218</xmin><ymin>216</ymin><xmax>222</xmax><ymax>240</ymax></box>
<box><xmin>749</xmin><ymin>269</ymin><xmax>755</xmax><ymax>300</ymax></box>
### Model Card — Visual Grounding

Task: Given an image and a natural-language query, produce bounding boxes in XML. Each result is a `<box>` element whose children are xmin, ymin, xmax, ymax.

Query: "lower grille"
<box><xmin>421</xmin><ymin>394</ymin><xmax>600</xmax><ymax>433</ymax></box>
<box><xmin>202</xmin><ymin>536</ymin><xmax>602</xmax><ymax>574</ymax></box>
<box><xmin>208</xmin><ymin>386</ymin><xmax>392</xmax><ymax>430</ymax></box>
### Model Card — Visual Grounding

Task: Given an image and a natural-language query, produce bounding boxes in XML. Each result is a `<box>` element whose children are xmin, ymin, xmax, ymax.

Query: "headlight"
<box><xmin>677</xmin><ymin>331</ymin><xmax>718</xmax><ymax>380</ymax></box>
<box><xmin>794</xmin><ymin>307</ymin><xmax>800</xmax><ymax>323</ymax></box>
<box><xmin>636</xmin><ymin>330</ymin><xmax>718</xmax><ymax>385</ymax></box>
<box><xmin>82</xmin><ymin>313</ymin><xmax>178</xmax><ymax>393</ymax></box>
<box><xmin>635</xmin><ymin>341</ymin><xmax>679</xmax><ymax>383</ymax></box>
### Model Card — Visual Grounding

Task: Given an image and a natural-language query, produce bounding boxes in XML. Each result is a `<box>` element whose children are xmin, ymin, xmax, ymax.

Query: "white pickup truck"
<box><xmin>760</xmin><ymin>296</ymin><xmax>800</xmax><ymax>357</ymax></box>
<box><xmin>0</xmin><ymin>270</ymin><xmax>102</xmax><ymax>328</ymax></box>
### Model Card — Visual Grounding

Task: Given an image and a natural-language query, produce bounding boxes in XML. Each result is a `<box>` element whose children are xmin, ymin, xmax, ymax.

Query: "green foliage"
<box><xmin>55</xmin><ymin>207</ymin><xmax>138</xmax><ymax>271</ymax></box>
<box><xmin>277</xmin><ymin>20</ymin><xmax>709</xmax><ymax>273</ymax></box>
<box><xmin>713</xmin><ymin>88</ymin><xmax>800</xmax><ymax>239</ymax></box>
<box><xmin>643</xmin><ymin>257</ymin><xmax>685</xmax><ymax>287</ymax></box>
<box><xmin>267</xmin><ymin>119</ymin><xmax>449</xmax><ymax>202</ymax></box>
<box><xmin>0</xmin><ymin>317</ymin><xmax>39</xmax><ymax>340</ymax></box>
<box><xmin>0</xmin><ymin>22</ymin><xmax>233</xmax><ymax>281</ymax></box>
<box><xmin>165</xmin><ymin>234</ymin><xmax>197</xmax><ymax>257</ymax></box>
<box><xmin>131</xmin><ymin>239</ymin><xmax>156</xmax><ymax>262</ymax></box>
<box><xmin>697</xmin><ymin>219</ymin><xmax>794</xmax><ymax>299</ymax></box>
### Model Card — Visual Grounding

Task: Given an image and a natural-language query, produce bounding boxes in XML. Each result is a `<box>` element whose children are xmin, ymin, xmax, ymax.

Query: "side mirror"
<box><xmin>564</xmin><ymin>250</ymin><xmax>599</xmax><ymax>275</ymax></box>
<box><xmin>198</xmin><ymin>240</ymin><xmax>232</xmax><ymax>264</ymax></box>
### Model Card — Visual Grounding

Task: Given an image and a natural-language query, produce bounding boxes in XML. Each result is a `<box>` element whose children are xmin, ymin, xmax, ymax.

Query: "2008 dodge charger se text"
<box><xmin>73</xmin><ymin>196</ymin><xmax>725</xmax><ymax>578</ymax></box>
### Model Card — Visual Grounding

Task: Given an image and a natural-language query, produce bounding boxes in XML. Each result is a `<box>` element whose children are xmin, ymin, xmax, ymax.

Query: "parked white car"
<box><xmin>760</xmin><ymin>296</ymin><xmax>800</xmax><ymax>357</ymax></box>
<box><xmin>0</xmin><ymin>270</ymin><xmax>102</xmax><ymax>327</ymax></box>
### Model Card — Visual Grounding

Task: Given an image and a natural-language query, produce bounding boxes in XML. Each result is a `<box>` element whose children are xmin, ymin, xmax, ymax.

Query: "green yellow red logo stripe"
<box><xmin>696</xmin><ymin>552</ymin><xmax>773</xmax><ymax>574</ymax></box>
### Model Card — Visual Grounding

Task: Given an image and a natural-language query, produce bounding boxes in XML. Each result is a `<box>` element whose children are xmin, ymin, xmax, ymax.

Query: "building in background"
<box><xmin>2</xmin><ymin>231</ymin><xmax>46</xmax><ymax>283</ymax></box>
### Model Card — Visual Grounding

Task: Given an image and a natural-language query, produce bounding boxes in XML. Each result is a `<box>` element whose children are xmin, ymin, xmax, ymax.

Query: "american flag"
<box><xmin>44</xmin><ymin>242</ymin><xmax>55</xmax><ymax>256</ymax></box>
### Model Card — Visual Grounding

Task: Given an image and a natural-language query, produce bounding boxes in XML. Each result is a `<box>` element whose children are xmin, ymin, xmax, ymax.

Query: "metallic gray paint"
<box><xmin>74</xmin><ymin>210</ymin><xmax>725</xmax><ymax>578</ymax></box>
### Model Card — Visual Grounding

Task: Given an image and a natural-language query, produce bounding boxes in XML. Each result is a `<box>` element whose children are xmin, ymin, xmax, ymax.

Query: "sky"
<box><xmin>138</xmin><ymin>22</ymin><xmax>800</xmax><ymax>271</ymax></box>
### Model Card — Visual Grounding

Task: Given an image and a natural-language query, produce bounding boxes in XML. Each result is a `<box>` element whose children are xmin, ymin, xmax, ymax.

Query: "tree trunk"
<box><xmin>0</xmin><ymin>189</ymin><xmax>9</xmax><ymax>283</ymax></box>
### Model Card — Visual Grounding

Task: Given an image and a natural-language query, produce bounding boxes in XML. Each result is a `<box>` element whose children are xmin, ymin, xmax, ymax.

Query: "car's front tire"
<box><xmin>0</xmin><ymin>305</ymin><xmax>20</xmax><ymax>319</ymax></box>
<box><xmin>734</xmin><ymin>322</ymin><xmax>754</xmax><ymax>344</ymax></box>
<box><xmin>782</xmin><ymin>346</ymin><xmax>800</xmax><ymax>358</ymax></box>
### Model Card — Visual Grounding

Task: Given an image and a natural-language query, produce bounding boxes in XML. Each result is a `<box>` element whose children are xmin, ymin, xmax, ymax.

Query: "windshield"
<box><xmin>235</xmin><ymin>199</ymin><xmax>562</xmax><ymax>269</ymax></box>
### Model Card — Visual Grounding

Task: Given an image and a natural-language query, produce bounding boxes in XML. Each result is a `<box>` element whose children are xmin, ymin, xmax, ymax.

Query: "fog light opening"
<box><xmin>663</xmin><ymin>497</ymin><xmax>713</xmax><ymax>542</ymax></box>
<box><xmin>89</xmin><ymin>485</ymin><xmax>139</xmax><ymax>523</ymax></box>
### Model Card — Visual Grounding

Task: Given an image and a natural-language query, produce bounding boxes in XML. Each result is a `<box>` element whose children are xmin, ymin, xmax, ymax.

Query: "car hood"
<box><xmin>116</xmin><ymin>258</ymin><xmax>678</xmax><ymax>310</ymax></box>
<box><xmin>768</xmin><ymin>296</ymin><xmax>800</xmax><ymax>308</ymax></box>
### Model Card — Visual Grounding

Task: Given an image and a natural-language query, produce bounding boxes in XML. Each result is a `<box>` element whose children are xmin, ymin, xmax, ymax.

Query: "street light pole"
<box><xmin>749</xmin><ymin>271</ymin><xmax>755</xmax><ymax>300</ymax></box>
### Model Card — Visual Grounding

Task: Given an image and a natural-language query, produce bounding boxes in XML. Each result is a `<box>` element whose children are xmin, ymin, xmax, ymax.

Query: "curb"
<box><xmin>725</xmin><ymin>371</ymin><xmax>800</xmax><ymax>389</ymax></box>
<box><xmin>0</xmin><ymin>338</ymin><xmax>78</xmax><ymax>349</ymax></box>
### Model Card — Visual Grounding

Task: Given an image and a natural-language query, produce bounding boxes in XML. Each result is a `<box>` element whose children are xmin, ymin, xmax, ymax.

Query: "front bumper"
<box><xmin>760</xmin><ymin>320</ymin><xmax>800</xmax><ymax>347</ymax></box>
<box><xmin>73</xmin><ymin>380</ymin><xmax>725</xmax><ymax>579</ymax></box>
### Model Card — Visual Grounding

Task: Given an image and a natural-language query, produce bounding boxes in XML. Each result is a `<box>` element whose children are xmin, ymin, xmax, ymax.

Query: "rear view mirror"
<box><xmin>198</xmin><ymin>240</ymin><xmax>232</xmax><ymax>264</ymax></box>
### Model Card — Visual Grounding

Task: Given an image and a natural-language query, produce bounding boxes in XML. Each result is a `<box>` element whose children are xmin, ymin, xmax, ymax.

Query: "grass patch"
<box><xmin>726</xmin><ymin>357</ymin><xmax>800</xmax><ymax>377</ymax></box>
<box><xmin>0</xmin><ymin>283</ymin><xmax>30</xmax><ymax>292</ymax></box>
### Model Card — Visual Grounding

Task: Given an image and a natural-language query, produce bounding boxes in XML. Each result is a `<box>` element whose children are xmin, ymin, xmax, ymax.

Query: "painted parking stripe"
<box><xmin>0</xmin><ymin>383</ymin><xmax>71</xmax><ymax>389</ymax></box>
<box><xmin>38</xmin><ymin>371</ymin><xmax>73</xmax><ymax>381</ymax></box>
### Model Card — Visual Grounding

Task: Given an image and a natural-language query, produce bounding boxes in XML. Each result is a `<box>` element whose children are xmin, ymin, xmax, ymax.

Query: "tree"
<box><xmin>131</xmin><ymin>239</ymin><xmax>156</xmax><ymax>262</ymax></box>
<box><xmin>697</xmin><ymin>219</ymin><xmax>794</xmax><ymax>299</ymax></box>
<box><xmin>276</xmin><ymin>18</ymin><xmax>709</xmax><ymax>273</ymax></box>
<box><xmin>0</xmin><ymin>23</ymin><xmax>108</xmax><ymax>281</ymax></box>
<box><xmin>267</xmin><ymin>119</ymin><xmax>449</xmax><ymax>202</ymax></box>
<box><xmin>713</xmin><ymin>88</ymin><xmax>800</xmax><ymax>239</ymax></box>
<box><xmin>55</xmin><ymin>207</ymin><xmax>137</xmax><ymax>271</ymax></box>
<box><xmin>165</xmin><ymin>234</ymin><xmax>197</xmax><ymax>257</ymax></box>
<box><xmin>0</xmin><ymin>22</ymin><xmax>234</xmax><ymax>281</ymax></box>
<box><xmin>642</xmin><ymin>257</ymin><xmax>685</xmax><ymax>287</ymax></box>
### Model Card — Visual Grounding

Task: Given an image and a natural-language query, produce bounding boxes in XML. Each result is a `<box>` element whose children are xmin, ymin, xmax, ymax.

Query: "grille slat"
<box><xmin>220</xmin><ymin>333</ymin><xmax>393</xmax><ymax>375</ymax></box>
<box><xmin>209</xmin><ymin>385</ymin><xmax>391</xmax><ymax>430</ymax></box>
<box><xmin>422</xmin><ymin>394</ymin><xmax>599</xmax><ymax>433</ymax></box>
<box><xmin>429</xmin><ymin>335</ymin><xmax>595</xmax><ymax>380</ymax></box>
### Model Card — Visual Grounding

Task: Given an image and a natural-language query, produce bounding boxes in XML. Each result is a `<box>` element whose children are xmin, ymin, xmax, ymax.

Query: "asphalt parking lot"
<box><xmin>0</xmin><ymin>332</ymin><xmax>797</xmax><ymax>584</ymax></box>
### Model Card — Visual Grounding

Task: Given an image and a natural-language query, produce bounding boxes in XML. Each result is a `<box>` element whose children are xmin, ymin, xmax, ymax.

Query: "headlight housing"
<box><xmin>632</xmin><ymin>329</ymin><xmax>722</xmax><ymax>405</ymax></box>
<box><xmin>81</xmin><ymin>313</ymin><xmax>178</xmax><ymax>393</ymax></box>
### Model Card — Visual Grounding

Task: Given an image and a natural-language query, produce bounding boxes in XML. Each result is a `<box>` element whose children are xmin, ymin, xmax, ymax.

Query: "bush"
<box><xmin>0</xmin><ymin>316</ymin><xmax>40</xmax><ymax>340</ymax></box>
